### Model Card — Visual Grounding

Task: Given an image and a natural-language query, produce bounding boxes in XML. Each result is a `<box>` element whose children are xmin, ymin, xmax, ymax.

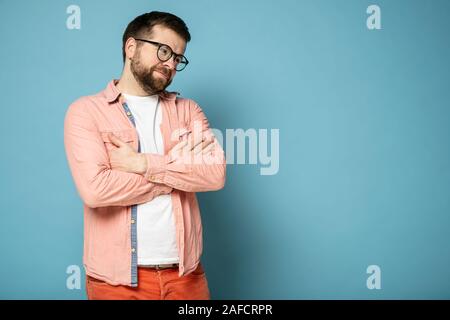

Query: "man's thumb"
<box><xmin>108</xmin><ymin>133</ymin><xmax>122</xmax><ymax>146</ymax></box>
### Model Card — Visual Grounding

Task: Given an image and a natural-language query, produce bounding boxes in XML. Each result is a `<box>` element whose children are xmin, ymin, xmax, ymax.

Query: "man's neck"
<box><xmin>116</xmin><ymin>71</ymin><xmax>156</xmax><ymax>96</ymax></box>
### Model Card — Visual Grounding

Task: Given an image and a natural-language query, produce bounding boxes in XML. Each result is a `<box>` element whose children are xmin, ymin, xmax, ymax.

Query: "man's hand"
<box><xmin>169</xmin><ymin>131</ymin><xmax>215</xmax><ymax>161</ymax></box>
<box><xmin>107</xmin><ymin>133</ymin><xmax>147</xmax><ymax>174</ymax></box>
<box><xmin>107</xmin><ymin>130</ymin><xmax>215</xmax><ymax>174</ymax></box>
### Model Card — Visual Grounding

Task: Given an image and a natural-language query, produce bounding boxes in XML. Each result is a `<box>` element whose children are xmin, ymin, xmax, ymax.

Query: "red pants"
<box><xmin>86</xmin><ymin>262</ymin><xmax>211</xmax><ymax>300</ymax></box>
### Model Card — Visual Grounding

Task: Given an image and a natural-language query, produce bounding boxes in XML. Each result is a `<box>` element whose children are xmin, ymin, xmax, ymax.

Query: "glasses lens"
<box><xmin>157</xmin><ymin>45</ymin><xmax>172</xmax><ymax>61</ymax></box>
<box><xmin>175</xmin><ymin>57</ymin><xmax>188</xmax><ymax>71</ymax></box>
<box><xmin>156</xmin><ymin>44</ymin><xmax>188</xmax><ymax>71</ymax></box>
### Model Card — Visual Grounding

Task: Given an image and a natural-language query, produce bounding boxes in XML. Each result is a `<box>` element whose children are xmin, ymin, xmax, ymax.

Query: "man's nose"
<box><xmin>162</xmin><ymin>56</ymin><xmax>177</xmax><ymax>71</ymax></box>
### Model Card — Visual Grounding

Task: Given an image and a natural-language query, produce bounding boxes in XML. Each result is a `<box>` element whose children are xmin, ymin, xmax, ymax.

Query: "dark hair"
<box><xmin>122</xmin><ymin>11</ymin><xmax>191</xmax><ymax>63</ymax></box>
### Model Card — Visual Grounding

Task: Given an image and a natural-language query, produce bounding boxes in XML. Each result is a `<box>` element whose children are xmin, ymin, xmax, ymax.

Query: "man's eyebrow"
<box><xmin>157</xmin><ymin>40</ymin><xmax>185</xmax><ymax>56</ymax></box>
<box><xmin>171</xmin><ymin>46</ymin><xmax>185</xmax><ymax>56</ymax></box>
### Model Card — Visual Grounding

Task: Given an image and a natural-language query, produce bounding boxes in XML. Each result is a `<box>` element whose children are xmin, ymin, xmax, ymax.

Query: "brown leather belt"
<box><xmin>139</xmin><ymin>263</ymin><xmax>179</xmax><ymax>270</ymax></box>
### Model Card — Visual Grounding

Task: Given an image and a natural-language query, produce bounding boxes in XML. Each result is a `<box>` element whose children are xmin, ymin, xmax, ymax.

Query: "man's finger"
<box><xmin>202</xmin><ymin>140</ymin><xmax>215</xmax><ymax>154</ymax></box>
<box><xmin>108</xmin><ymin>133</ymin><xmax>125</xmax><ymax>147</ymax></box>
<box><xmin>168</xmin><ymin>140</ymin><xmax>188</xmax><ymax>160</ymax></box>
<box><xmin>172</xmin><ymin>139</ymin><xmax>188</xmax><ymax>152</ymax></box>
<box><xmin>193</xmin><ymin>137</ymin><xmax>213</xmax><ymax>155</ymax></box>
<box><xmin>183</xmin><ymin>132</ymin><xmax>204</xmax><ymax>153</ymax></box>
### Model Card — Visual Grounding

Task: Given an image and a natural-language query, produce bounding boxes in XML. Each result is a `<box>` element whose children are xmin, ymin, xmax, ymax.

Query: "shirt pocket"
<box><xmin>99</xmin><ymin>129</ymin><xmax>136</xmax><ymax>151</ymax></box>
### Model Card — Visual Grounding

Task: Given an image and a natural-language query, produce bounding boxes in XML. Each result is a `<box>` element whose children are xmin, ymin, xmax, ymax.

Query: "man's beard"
<box><xmin>130</xmin><ymin>55</ymin><xmax>172</xmax><ymax>95</ymax></box>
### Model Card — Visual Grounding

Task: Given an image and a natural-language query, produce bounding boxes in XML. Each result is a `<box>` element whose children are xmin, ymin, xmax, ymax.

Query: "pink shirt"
<box><xmin>64</xmin><ymin>79</ymin><xmax>226</xmax><ymax>287</ymax></box>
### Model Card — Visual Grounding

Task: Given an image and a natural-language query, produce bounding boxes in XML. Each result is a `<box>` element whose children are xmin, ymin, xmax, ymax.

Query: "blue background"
<box><xmin>0</xmin><ymin>0</ymin><xmax>449</xmax><ymax>299</ymax></box>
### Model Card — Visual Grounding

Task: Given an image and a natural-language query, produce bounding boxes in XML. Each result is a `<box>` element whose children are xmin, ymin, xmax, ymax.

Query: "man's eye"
<box><xmin>160</xmin><ymin>47</ymin><xmax>170</xmax><ymax>56</ymax></box>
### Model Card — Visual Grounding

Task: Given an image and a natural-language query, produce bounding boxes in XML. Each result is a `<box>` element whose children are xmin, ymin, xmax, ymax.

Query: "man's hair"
<box><xmin>122</xmin><ymin>11</ymin><xmax>191</xmax><ymax>63</ymax></box>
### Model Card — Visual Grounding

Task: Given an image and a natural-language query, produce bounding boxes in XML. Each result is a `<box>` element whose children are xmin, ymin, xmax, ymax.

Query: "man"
<box><xmin>64</xmin><ymin>11</ymin><xmax>226</xmax><ymax>300</ymax></box>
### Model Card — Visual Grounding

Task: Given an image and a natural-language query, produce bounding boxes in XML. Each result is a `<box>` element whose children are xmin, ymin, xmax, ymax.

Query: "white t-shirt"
<box><xmin>122</xmin><ymin>93</ymin><xmax>179</xmax><ymax>265</ymax></box>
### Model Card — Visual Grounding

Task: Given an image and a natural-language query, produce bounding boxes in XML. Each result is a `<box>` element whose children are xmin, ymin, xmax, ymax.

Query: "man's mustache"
<box><xmin>153</xmin><ymin>67</ymin><xmax>171</xmax><ymax>78</ymax></box>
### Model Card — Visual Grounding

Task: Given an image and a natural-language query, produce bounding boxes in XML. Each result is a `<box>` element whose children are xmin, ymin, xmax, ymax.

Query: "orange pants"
<box><xmin>86</xmin><ymin>262</ymin><xmax>211</xmax><ymax>300</ymax></box>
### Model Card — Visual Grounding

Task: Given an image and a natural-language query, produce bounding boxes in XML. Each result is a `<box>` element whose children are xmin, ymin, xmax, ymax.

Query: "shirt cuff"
<box><xmin>143</xmin><ymin>153</ymin><xmax>168</xmax><ymax>183</ymax></box>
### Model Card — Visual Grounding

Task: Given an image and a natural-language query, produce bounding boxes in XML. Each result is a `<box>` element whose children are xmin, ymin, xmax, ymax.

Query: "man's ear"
<box><xmin>125</xmin><ymin>37</ymin><xmax>137</xmax><ymax>60</ymax></box>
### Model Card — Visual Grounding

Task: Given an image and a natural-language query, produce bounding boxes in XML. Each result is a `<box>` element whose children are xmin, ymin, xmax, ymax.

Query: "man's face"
<box><xmin>129</xmin><ymin>25</ymin><xmax>187</xmax><ymax>95</ymax></box>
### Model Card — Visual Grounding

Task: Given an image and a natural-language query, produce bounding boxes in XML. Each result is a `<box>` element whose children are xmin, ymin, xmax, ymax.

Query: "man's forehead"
<box><xmin>147</xmin><ymin>25</ymin><xmax>186</xmax><ymax>54</ymax></box>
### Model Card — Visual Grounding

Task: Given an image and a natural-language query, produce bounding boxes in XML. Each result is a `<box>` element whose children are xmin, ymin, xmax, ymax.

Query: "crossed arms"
<box><xmin>64</xmin><ymin>99</ymin><xmax>226</xmax><ymax>208</ymax></box>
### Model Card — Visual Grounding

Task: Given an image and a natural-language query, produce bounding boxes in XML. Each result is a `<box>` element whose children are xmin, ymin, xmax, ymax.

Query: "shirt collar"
<box><xmin>104</xmin><ymin>79</ymin><xmax>179</xmax><ymax>104</ymax></box>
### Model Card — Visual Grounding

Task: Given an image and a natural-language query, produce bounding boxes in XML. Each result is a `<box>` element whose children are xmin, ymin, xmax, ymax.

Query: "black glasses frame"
<box><xmin>134</xmin><ymin>38</ymin><xmax>189</xmax><ymax>71</ymax></box>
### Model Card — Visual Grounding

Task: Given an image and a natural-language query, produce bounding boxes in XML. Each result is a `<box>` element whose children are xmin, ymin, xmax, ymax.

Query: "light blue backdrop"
<box><xmin>0</xmin><ymin>0</ymin><xmax>449</xmax><ymax>299</ymax></box>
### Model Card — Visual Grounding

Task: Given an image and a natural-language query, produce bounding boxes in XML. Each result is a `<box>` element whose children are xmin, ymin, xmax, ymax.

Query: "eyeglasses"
<box><xmin>134</xmin><ymin>38</ymin><xmax>189</xmax><ymax>71</ymax></box>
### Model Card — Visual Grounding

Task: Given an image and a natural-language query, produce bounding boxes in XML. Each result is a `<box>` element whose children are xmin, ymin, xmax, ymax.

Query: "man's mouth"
<box><xmin>154</xmin><ymin>70</ymin><xmax>169</xmax><ymax>80</ymax></box>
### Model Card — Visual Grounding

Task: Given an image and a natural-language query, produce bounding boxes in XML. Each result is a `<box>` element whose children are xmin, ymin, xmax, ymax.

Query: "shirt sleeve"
<box><xmin>142</xmin><ymin>101</ymin><xmax>226</xmax><ymax>193</ymax></box>
<box><xmin>64</xmin><ymin>97</ymin><xmax>173</xmax><ymax>208</ymax></box>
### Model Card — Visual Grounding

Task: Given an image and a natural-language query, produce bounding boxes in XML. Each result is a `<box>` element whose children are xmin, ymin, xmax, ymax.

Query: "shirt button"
<box><xmin>131</xmin><ymin>248</ymin><xmax>136</xmax><ymax>253</ymax></box>
<box><xmin>131</xmin><ymin>219</ymin><xmax>135</xmax><ymax>224</ymax></box>
<box><xmin>126</xmin><ymin>111</ymin><xmax>131</xmax><ymax>116</ymax></box>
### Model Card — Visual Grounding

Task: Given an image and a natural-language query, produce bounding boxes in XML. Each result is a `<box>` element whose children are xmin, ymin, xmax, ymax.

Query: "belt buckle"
<box><xmin>152</xmin><ymin>263</ymin><xmax>178</xmax><ymax>270</ymax></box>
